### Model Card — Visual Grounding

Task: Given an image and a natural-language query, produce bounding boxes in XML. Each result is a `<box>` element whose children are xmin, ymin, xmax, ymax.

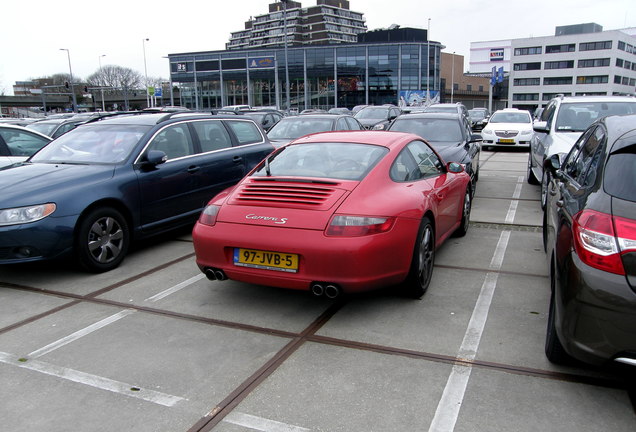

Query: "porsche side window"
<box><xmin>407</xmin><ymin>140</ymin><xmax>442</xmax><ymax>178</ymax></box>
<box><xmin>391</xmin><ymin>150</ymin><xmax>420</xmax><ymax>182</ymax></box>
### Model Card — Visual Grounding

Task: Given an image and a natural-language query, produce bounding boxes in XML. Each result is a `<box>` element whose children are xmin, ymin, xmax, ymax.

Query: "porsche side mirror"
<box><xmin>447</xmin><ymin>162</ymin><xmax>464</xmax><ymax>173</ymax></box>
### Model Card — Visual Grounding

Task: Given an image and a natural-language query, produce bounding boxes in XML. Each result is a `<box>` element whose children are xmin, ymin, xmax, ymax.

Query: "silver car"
<box><xmin>527</xmin><ymin>95</ymin><xmax>636</xmax><ymax>209</ymax></box>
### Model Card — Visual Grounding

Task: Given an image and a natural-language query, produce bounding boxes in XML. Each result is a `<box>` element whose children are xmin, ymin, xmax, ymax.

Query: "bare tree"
<box><xmin>86</xmin><ymin>65</ymin><xmax>144</xmax><ymax>91</ymax></box>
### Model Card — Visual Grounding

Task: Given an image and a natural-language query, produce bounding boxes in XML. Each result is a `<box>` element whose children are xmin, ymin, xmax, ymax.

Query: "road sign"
<box><xmin>148</xmin><ymin>87</ymin><xmax>155</xmax><ymax>96</ymax></box>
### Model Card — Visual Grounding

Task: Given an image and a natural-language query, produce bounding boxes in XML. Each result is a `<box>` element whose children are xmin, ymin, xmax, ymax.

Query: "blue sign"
<box><xmin>155</xmin><ymin>87</ymin><xmax>162</xmax><ymax>97</ymax></box>
<box><xmin>497</xmin><ymin>66</ymin><xmax>504</xmax><ymax>83</ymax></box>
<box><xmin>248</xmin><ymin>57</ymin><xmax>275</xmax><ymax>69</ymax></box>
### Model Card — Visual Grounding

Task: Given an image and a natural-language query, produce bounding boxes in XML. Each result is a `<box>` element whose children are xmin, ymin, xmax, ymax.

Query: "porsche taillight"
<box><xmin>325</xmin><ymin>215</ymin><xmax>395</xmax><ymax>236</ymax></box>
<box><xmin>198</xmin><ymin>205</ymin><xmax>221</xmax><ymax>226</ymax></box>
<box><xmin>572</xmin><ymin>210</ymin><xmax>636</xmax><ymax>275</ymax></box>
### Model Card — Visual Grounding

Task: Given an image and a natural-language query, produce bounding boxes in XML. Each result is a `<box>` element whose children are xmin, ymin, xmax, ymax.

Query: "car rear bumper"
<box><xmin>557</xmin><ymin>254</ymin><xmax>636</xmax><ymax>366</ymax></box>
<box><xmin>192</xmin><ymin>219</ymin><xmax>420</xmax><ymax>293</ymax></box>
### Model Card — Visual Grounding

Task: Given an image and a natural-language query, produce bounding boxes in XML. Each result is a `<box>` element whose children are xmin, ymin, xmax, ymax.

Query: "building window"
<box><xmin>513</xmin><ymin>93</ymin><xmax>539</xmax><ymax>101</ymax></box>
<box><xmin>513</xmin><ymin>62</ymin><xmax>541</xmax><ymax>71</ymax></box>
<box><xmin>576</xmin><ymin>75</ymin><xmax>609</xmax><ymax>84</ymax></box>
<box><xmin>453</xmin><ymin>83</ymin><xmax>459</xmax><ymax>91</ymax></box>
<box><xmin>466</xmin><ymin>84</ymin><xmax>472</xmax><ymax>92</ymax></box>
<box><xmin>575</xmin><ymin>92</ymin><xmax>607</xmax><ymax>96</ymax></box>
<box><xmin>618</xmin><ymin>41</ymin><xmax>626</xmax><ymax>51</ymax></box>
<box><xmin>479</xmin><ymin>85</ymin><xmax>484</xmax><ymax>92</ymax></box>
<box><xmin>579</xmin><ymin>41</ymin><xmax>612</xmax><ymax>51</ymax></box>
<box><xmin>630</xmin><ymin>78</ymin><xmax>636</xmax><ymax>86</ymax></box>
<box><xmin>615</xmin><ymin>75</ymin><xmax>623</xmax><ymax>84</ymax></box>
<box><xmin>544</xmin><ymin>60</ymin><xmax>574</xmax><ymax>69</ymax></box>
<box><xmin>622</xmin><ymin>77</ymin><xmax>630</xmax><ymax>85</ymax></box>
<box><xmin>624</xmin><ymin>60</ymin><xmax>632</xmax><ymax>70</ymax></box>
<box><xmin>578</xmin><ymin>58</ymin><xmax>610</xmax><ymax>68</ymax></box>
<box><xmin>543</xmin><ymin>92</ymin><xmax>571</xmax><ymax>101</ymax></box>
<box><xmin>544</xmin><ymin>76</ymin><xmax>573</xmax><ymax>85</ymax></box>
<box><xmin>616</xmin><ymin>58</ymin><xmax>624</xmax><ymax>67</ymax></box>
<box><xmin>513</xmin><ymin>78</ymin><xmax>540</xmax><ymax>86</ymax></box>
<box><xmin>514</xmin><ymin>46</ymin><xmax>542</xmax><ymax>56</ymax></box>
<box><xmin>545</xmin><ymin>43</ymin><xmax>575</xmax><ymax>53</ymax></box>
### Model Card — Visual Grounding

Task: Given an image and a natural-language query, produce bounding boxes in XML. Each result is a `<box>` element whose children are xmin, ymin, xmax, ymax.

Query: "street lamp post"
<box><xmin>60</xmin><ymin>48</ymin><xmax>77</xmax><ymax>113</ymax></box>
<box><xmin>450</xmin><ymin>51</ymin><xmax>456</xmax><ymax>103</ymax></box>
<box><xmin>142</xmin><ymin>38</ymin><xmax>150</xmax><ymax>108</ymax></box>
<box><xmin>426</xmin><ymin>18</ymin><xmax>431</xmax><ymax>102</ymax></box>
<box><xmin>99</xmin><ymin>54</ymin><xmax>106</xmax><ymax>111</ymax></box>
<box><xmin>281</xmin><ymin>0</ymin><xmax>290</xmax><ymax>113</ymax></box>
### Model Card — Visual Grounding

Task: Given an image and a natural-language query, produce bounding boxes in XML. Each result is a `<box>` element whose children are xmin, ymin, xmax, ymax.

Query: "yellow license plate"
<box><xmin>498</xmin><ymin>138</ymin><xmax>515</xmax><ymax>144</ymax></box>
<box><xmin>234</xmin><ymin>248</ymin><xmax>299</xmax><ymax>273</ymax></box>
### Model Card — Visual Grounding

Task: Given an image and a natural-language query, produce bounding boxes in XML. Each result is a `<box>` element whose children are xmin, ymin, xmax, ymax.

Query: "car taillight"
<box><xmin>325</xmin><ymin>215</ymin><xmax>395</xmax><ymax>236</ymax></box>
<box><xmin>198</xmin><ymin>205</ymin><xmax>220</xmax><ymax>226</ymax></box>
<box><xmin>572</xmin><ymin>210</ymin><xmax>636</xmax><ymax>275</ymax></box>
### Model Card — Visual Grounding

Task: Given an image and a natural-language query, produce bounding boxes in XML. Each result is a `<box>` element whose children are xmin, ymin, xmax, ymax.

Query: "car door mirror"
<box><xmin>533</xmin><ymin>121</ymin><xmax>549</xmax><ymax>133</ymax></box>
<box><xmin>142</xmin><ymin>150</ymin><xmax>168</xmax><ymax>167</ymax></box>
<box><xmin>469</xmin><ymin>133</ymin><xmax>483</xmax><ymax>143</ymax></box>
<box><xmin>447</xmin><ymin>162</ymin><xmax>464</xmax><ymax>173</ymax></box>
<box><xmin>547</xmin><ymin>153</ymin><xmax>561</xmax><ymax>172</ymax></box>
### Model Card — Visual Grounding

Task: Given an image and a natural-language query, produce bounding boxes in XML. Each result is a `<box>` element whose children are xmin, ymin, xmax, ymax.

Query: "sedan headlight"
<box><xmin>0</xmin><ymin>203</ymin><xmax>56</xmax><ymax>226</ymax></box>
<box><xmin>520</xmin><ymin>129</ymin><xmax>533</xmax><ymax>136</ymax></box>
<box><xmin>372</xmin><ymin>123</ymin><xmax>387</xmax><ymax>131</ymax></box>
<box><xmin>481</xmin><ymin>128</ymin><xmax>493</xmax><ymax>136</ymax></box>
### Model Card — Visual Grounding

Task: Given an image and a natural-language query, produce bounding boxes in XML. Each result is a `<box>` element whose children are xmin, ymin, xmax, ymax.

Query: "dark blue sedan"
<box><xmin>0</xmin><ymin>113</ymin><xmax>274</xmax><ymax>272</ymax></box>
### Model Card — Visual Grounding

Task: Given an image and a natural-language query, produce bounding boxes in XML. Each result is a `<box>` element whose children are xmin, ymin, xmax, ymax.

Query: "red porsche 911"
<box><xmin>192</xmin><ymin>131</ymin><xmax>472</xmax><ymax>299</ymax></box>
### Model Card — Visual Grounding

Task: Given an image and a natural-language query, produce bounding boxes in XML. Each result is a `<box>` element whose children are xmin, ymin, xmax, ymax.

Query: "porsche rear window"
<box><xmin>253</xmin><ymin>142</ymin><xmax>388</xmax><ymax>181</ymax></box>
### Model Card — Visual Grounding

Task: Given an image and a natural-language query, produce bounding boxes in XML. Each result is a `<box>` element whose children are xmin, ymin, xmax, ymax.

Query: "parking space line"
<box><xmin>504</xmin><ymin>176</ymin><xmax>524</xmax><ymax>224</ymax></box>
<box><xmin>428</xmin><ymin>231</ymin><xmax>510</xmax><ymax>432</ymax></box>
<box><xmin>27</xmin><ymin>309</ymin><xmax>136</xmax><ymax>359</ymax></box>
<box><xmin>145</xmin><ymin>274</ymin><xmax>206</xmax><ymax>302</ymax></box>
<box><xmin>224</xmin><ymin>412</ymin><xmax>311</xmax><ymax>432</ymax></box>
<box><xmin>0</xmin><ymin>351</ymin><xmax>185</xmax><ymax>407</ymax></box>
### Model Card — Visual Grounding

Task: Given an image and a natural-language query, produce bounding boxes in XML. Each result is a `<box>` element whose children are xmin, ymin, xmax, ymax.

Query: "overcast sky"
<box><xmin>1</xmin><ymin>0</ymin><xmax>634</xmax><ymax>95</ymax></box>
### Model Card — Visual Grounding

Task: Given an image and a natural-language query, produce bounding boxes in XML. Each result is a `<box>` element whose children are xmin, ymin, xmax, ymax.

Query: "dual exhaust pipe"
<box><xmin>311</xmin><ymin>283</ymin><xmax>341</xmax><ymax>299</ymax></box>
<box><xmin>205</xmin><ymin>269</ymin><xmax>341</xmax><ymax>299</ymax></box>
<box><xmin>205</xmin><ymin>268</ymin><xmax>228</xmax><ymax>281</ymax></box>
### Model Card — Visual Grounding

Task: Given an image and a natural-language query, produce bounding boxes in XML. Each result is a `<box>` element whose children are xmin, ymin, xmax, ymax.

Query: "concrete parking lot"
<box><xmin>0</xmin><ymin>149</ymin><xmax>634</xmax><ymax>432</ymax></box>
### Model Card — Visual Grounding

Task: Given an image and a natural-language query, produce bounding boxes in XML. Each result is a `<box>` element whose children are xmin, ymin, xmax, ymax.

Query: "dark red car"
<box><xmin>192</xmin><ymin>131</ymin><xmax>472</xmax><ymax>298</ymax></box>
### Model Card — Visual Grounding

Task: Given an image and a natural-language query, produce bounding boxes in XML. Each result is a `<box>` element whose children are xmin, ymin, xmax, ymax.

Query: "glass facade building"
<box><xmin>168</xmin><ymin>39</ymin><xmax>442</xmax><ymax>111</ymax></box>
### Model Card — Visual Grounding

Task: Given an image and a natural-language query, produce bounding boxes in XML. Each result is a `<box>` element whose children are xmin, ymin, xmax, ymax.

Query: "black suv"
<box><xmin>0</xmin><ymin>113</ymin><xmax>274</xmax><ymax>272</ymax></box>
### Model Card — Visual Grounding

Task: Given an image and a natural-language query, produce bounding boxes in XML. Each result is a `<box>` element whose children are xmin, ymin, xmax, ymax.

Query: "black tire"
<box><xmin>401</xmin><ymin>217</ymin><xmax>435</xmax><ymax>299</ymax></box>
<box><xmin>540</xmin><ymin>170</ymin><xmax>551</xmax><ymax>210</ymax></box>
<box><xmin>75</xmin><ymin>207</ymin><xmax>130</xmax><ymax>273</ymax></box>
<box><xmin>545</xmin><ymin>256</ymin><xmax>574</xmax><ymax>365</ymax></box>
<box><xmin>454</xmin><ymin>185</ymin><xmax>472</xmax><ymax>237</ymax></box>
<box><xmin>527</xmin><ymin>155</ymin><xmax>539</xmax><ymax>185</ymax></box>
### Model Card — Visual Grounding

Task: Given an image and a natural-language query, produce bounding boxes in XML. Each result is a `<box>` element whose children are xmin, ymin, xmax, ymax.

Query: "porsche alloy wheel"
<box><xmin>76</xmin><ymin>207</ymin><xmax>129</xmax><ymax>273</ymax></box>
<box><xmin>403</xmin><ymin>217</ymin><xmax>435</xmax><ymax>299</ymax></box>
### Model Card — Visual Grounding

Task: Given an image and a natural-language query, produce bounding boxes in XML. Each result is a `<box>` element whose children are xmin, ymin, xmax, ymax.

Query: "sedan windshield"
<box><xmin>253</xmin><ymin>142</ymin><xmax>388</xmax><ymax>180</ymax></box>
<box><xmin>390</xmin><ymin>118</ymin><xmax>463</xmax><ymax>143</ymax></box>
<box><xmin>355</xmin><ymin>107</ymin><xmax>390</xmax><ymax>120</ymax></box>
<box><xmin>267</xmin><ymin>118</ymin><xmax>334</xmax><ymax>140</ymax></box>
<box><xmin>556</xmin><ymin>102</ymin><xmax>636</xmax><ymax>132</ymax></box>
<box><xmin>26</xmin><ymin>121</ymin><xmax>60</xmax><ymax>137</ymax></box>
<box><xmin>30</xmin><ymin>124</ymin><xmax>149</xmax><ymax>164</ymax></box>
<box><xmin>489</xmin><ymin>112</ymin><xmax>531</xmax><ymax>123</ymax></box>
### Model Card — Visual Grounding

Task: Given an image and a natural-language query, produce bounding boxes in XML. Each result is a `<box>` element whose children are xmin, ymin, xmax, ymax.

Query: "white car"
<box><xmin>0</xmin><ymin>124</ymin><xmax>52</xmax><ymax>168</ymax></box>
<box><xmin>480</xmin><ymin>108</ymin><xmax>533</xmax><ymax>149</ymax></box>
<box><xmin>526</xmin><ymin>95</ymin><xmax>636</xmax><ymax>209</ymax></box>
